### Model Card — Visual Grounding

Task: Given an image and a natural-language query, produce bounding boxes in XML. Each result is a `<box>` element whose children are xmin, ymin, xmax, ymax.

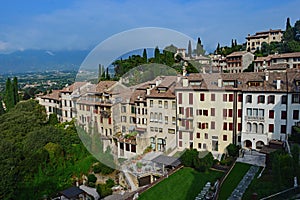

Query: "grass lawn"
<box><xmin>139</xmin><ymin>167</ymin><xmax>223</xmax><ymax>200</ymax></box>
<box><xmin>218</xmin><ymin>162</ymin><xmax>251</xmax><ymax>200</ymax></box>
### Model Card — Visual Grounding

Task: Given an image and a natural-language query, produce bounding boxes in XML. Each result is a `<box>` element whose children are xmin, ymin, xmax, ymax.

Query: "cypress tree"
<box><xmin>142</xmin><ymin>49</ymin><xmax>147</xmax><ymax>63</ymax></box>
<box><xmin>154</xmin><ymin>46</ymin><xmax>160</xmax><ymax>63</ymax></box>
<box><xmin>4</xmin><ymin>78</ymin><xmax>14</xmax><ymax>111</ymax></box>
<box><xmin>188</xmin><ymin>40</ymin><xmax>192</xmax><ymax>58</ymax></box>
<box><xmin>12</xmin><ymin>77</ymin><xmax>19</xmax><ymax>105</ymax></box>
<box><xmin>196</xmin><ymin>37</ymin><xmax>205</xmax><ymax>56</ymax></box>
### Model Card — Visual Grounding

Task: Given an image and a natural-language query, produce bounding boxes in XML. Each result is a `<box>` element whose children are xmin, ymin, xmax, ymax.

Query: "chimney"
<box><xmin>276</xmin><ymin>79</ymin><xmax>281</xmax><ymax>90</ymax></box>
<box><xmin>146</xmin><ymin>88</ymin><xmax>150</xmax><ymax>95</ymax></box>
<box><xmin>177</xmin><ymin>76</ymin><xmax>181</xmax><ymax>83</ymax></box>
<box><xmin>156</xmin><ymin>79</ymin><xmax>162</xmax><ymax>86</ymax></box>
<box><xmin>203</xmin><ymin>66</ymin><xmax>206</xmax><ymax>74</ymax></box>
<box><xmin>265</xmin><ymin>71</ymin><xmax>269</xmax><ymax>81</ymax></box>
<box><xmin>182</xmin><ymin>78</ymin><xmax>188</xmax><ymax>87</ymax></box>
<box><xmin>217</xmin><ymin>78</ymin><xmax>222</xmax><ymax>88</ymax></box>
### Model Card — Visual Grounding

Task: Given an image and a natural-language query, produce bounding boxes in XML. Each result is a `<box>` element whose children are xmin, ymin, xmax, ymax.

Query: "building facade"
<box><xmin>246</xmin><ymin>29</ymin><xmax>283</xmax><ymax>52</ymax></box>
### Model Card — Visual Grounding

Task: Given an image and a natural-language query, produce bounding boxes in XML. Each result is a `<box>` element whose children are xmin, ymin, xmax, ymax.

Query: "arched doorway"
<box><xmin>244</xmin><ymin>140</ymin><xmax>252</xmax><ymax>148</ymax></box>
<box><xmin>256</xmin><ymin>141</ymin><xmax>264</xmax><ymax>149</ymax></box>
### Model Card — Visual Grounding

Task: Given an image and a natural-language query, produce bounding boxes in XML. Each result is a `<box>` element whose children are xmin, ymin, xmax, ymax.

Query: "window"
<box><xmin>228</xmin><ymin>109</ymin><xmax>233</xmax><ymax>117</ymax></box>
<box><xmin>293</xmin><ymin>110</ymin><xmax>299</xmax><ymax>120</ymax></box>
<box><xmin>281</xmin><ymin>111</ymin><xmax>287</xmax><ymax>119</ymax></box>
<box><xmin>269</xmin><ymin>124</ymin><xmax>274</xmax><ymax>133</ymax></box>
<box><xmin>172</xmin><ymin>117</ymin><xmax>176</xmax><ymax>124</ymax></box>
<box><xmin>292</xmin><ymin>94</ymin><xmax>300</xmax><ymax>104</ymax></box>
<box><xmin>269</xmin><ymin>110</ymin><xmax>274</xmax><ymax>119</ymax></box>
<box><xmin>211</xmin><ymin>93</ymin><xmax>215</xmax><ymax>101</ymax></box>
<box><xmin>203</xmin><ymin>110</ymin><xmax>208</xmax><ymax>116</ymax></box>
<box><xmin>223</xmin><ymin>94</ymin><xmax>227</xmax><ymax>102</ymax></box>
<box><xmin>200</xmin><ymin>93</ymin><xmax>205</xmax><ymax>101</ymax></box>
<box><xmin>229</xmin><ymin>94</ymin><xmax>234</xmax><ymax>102</ymax></box>
<box><xmin>189</xmin><ymin>93</ymin><xmax>193</xmax><ymax>105</ymax></box>
<box><xmin>268</xmin><ymin>95</ymin><xmax>275</xmax><ymax>104</ymax></box>
<box><xmin>190</xmin><ymin>107</ymin><xmax>194</xmax><ymax>117</ymax></box>
<box><xmin>164</xmin><ymin>101</ymin><xmax>168</xmax><ymax>109</ymax></box>
<box><xmin>179</xmin><ymin>131</ymin><xmax>182</xmax><ymax>139</ymax></box>
<box><xmin>203</xmin><ymin>143</ymin><xmax>207</xmax><ymax>149</ymax></box>
<box><xmin>246</xmin><ymin>95</ymin><xmax>252</xmax><ymax>103</ymax></box>
<box><xmin>198</xmin><ymin>143</ymin><xmax>202</xmax><ymax>149</ymax></box>
<box><xmin>211</xmin><ymin>108</ymin><xmax>215</xmax><ymax>116</ymax></box>
<box><xmin>229</xmin><ymin>123</ymin><xmax>233</xmax><ymax>131</ymax></box>
<box><xmin>238</xmin><ymin>123</ymin><xmax>242</xmax><ymax>131</ymax></box>
<box><xmin>179</xmin><ymin>141</ymin><xmax>182</xmax><ymax>147</ymax></box>
<box><xmin>211</xmin><ymin>121</ymin><xmax>215</xmax><ymax>129</ymax></box>
<box><xmin>179</xmin><ymin>107</ymin><xmax>184</xmax><ymax>115</ymax></box>
<box><xmin>238</xmin><ymin>94</ymin><xmax>243</xmax><ymax>102</ymax></box>
<box><xmin>258</xmin><ymin>123</ymin><xmax>264</xmax><ymax>134</ymax></box>
<box><xmin>281</xmin><ymin>125</ymin><xmax>286</xmax><ymax>134</ymax></box>
<box><xmin>150</xmin><ymin>100</ymin><xmax>153</xmax><ymax>107</ymax></box>
<box><xmin>159</xmin><ymin>113</ymin><xmax>162</xmax><ymax>123</ymax></box>
<box><xmin>223</xmin><ymin>135</ymin><xmax>227</xmax><ymax>141</ymax></box>
<box><xmin>121</xmin><ymin>105</ymin><xmax>126</xmax><ymax>113</ymax></box>
<box><xmin>165</xmin><ymin>116</ymin><xmax>168</xmax><ymax>124</ymax></box>
<box><xmin>158</xmin><ymin>100</ymin><xmax>162</xmax><ymax>108</ymax></box>
<box><xmin>178</xmin><ymin>93</ymin><xmax>182</xmax><ymax>104</ymax></box>
<box><xmin>197</xmin><ymin>132</ymin><xmax>200</xmax><ymax>138</ymax></box>
<box><xmin>223</xmin><ymin>109</ymin><xmax>227</xmax><ymax>117</ymax></box>
<box><xmin>281</xmin><ymin>95</ymin><xmax>287</xmax><ymax>104</ymax></box>
<box><xmin>257</xmin><ymin>95</ymin><xmax>265</xmax><ymax>104</ymax></box>
<box><xmin>247</xmin><ymin>122</ymin><xmax>252</xmax><ymax>132</ymax></box>
<box><xmin>253</xmin><ymin>123</ymin><xmax>258</xmax><ymax>133</ymax></box>
<box><xmin>223</xmin><ymin>122</ymin><xmax>227</xmax><ymax>130</ymax></box>
<box><xmin>205</xmin><ymin>133</ymin><xmax>208</xmax><ymax>139</ymax></box>
<box><xmin>238</xmin><ymin>109</ymin><xmax>242</xmax><ymax>117</ymax></box>
<box><xmin>172</xmin><ymin>101</ymin><xmax>176</xmax><ymax>109</ymax></box>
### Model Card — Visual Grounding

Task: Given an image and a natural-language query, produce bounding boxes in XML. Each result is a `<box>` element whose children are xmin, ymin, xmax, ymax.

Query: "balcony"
<box><xmin>178</xmin><ymin>126</ymin><xmax>194</xmax><ymax>132</ymax></box>
<box><xmin>245</xmin><ymin>116</ymin><xmax>264</xmax><ymax>122</ymax></box>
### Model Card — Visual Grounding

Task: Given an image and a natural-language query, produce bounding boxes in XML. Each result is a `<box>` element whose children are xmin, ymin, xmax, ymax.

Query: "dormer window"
<box><xmin>248</xmin><ymin>81</ymin><xmax>263</xmax><ymax>87</ymax></box>
<box><xmin>190</xmin><ymin>81</ymin><xmax>201</xmax><ymax>86</ymax></box>
<box><xmin>223</xmin><ymin>81</ymin><xmax>235</xmax><ymax>86</ymax></box>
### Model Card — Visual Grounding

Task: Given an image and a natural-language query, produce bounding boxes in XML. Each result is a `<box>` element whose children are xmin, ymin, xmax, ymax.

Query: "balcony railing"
<box><xmin>242</xmin><ymin>131</ymin><xmax>268</xmax><ymax>136</ymax></box>
<box><xmin>178</xmin><ymin>126</ymin><xmax>194</xmax><ymax>132</ymax></box>
<box><xmin>244</xmin><ymin>116</ymin><xmax>264</xmax><ymax>122</ymax></box>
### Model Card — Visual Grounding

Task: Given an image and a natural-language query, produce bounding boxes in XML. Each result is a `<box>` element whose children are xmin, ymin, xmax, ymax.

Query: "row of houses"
<box><xmin>38</xmin><ymin>66</ymin><xmax>300</xmax><ymax>159</ymax></box>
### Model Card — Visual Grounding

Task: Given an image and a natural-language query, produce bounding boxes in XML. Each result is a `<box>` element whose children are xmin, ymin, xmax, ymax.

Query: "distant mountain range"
<box><xmin>0</xmin><ymin>49</ymin><xmax>90</xmax><ymax>74</ymax></box>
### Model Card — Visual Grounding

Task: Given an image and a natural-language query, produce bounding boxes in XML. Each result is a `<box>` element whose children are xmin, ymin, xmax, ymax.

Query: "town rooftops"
<box><xmin>60</xmin><ymin>82</ymin><xmax>87</xmax><ymax>93</ymax></box>
<box><xmin>246</xmin><ymin>29</ymin><xmax>282</xmax><ymax>39</ymax></box>
<box><xmin>175</xmin><ymin>69</ymin><xmax>300</xmax><ymax>92</ymax></box>
<box><xmin>40</xmin><ymin>90</ymin><xmax>61</xmax><ymax>100</ymax></box>
<box><xmin>59</xmin><ymin>186</ymin><xmax>86</xmax><ymax>199</ymax></box>
<box><xmin>96</xmin><ymin>80</ymin><xmax>117</xmax><ymax>93</ymax></box>
<box><xmin>226</xmin><ymin>51</ymin><xmax>249</xmax><ymax>57</ymax></box>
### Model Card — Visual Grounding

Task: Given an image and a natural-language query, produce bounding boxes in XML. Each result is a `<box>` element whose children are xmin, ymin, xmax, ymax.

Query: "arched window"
<box><xmin>247</xmin><ymin>122</ymin><xmax>252</xmax><ymax>132</ymax></box>
<box><xmin>253</xmin><ymin>123</ymin><xmax>258</xmax><ymax>133</ymax></box>
<box><xmin>258</xmin><ymin>123</ymin><xmax>264</xmax><ymax>134</ymax></box>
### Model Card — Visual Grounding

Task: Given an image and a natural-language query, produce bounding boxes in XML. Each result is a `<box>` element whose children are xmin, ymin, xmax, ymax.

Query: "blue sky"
<box><xmin>0</xmin><ymin>0</ymin><xmax>299</xmax><ymax>54</ymax></box>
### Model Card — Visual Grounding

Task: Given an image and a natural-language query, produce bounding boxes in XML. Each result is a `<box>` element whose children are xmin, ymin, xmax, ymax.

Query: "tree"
<box><xmin>231</xmin><ymin>39</ymin><xmax>234</xmax><ymax>48</ymax></box>
<box><xmin>188</xmin><ymin>40</ymin><xmax>192</xmax><ymax>58</ymax></box>
<box><xmin>12</xmin><ymin>77</ymin><xmax>19</xmax><ymax>105</ymax></box>
<box><xmin>48</xmin><ymin>113</ymin><xmax>59</xmax><ymax>125</ymax></box>
<box><xmin>291</xmin><ymin>145</ymin><xmax>299</xmax><ymax>170</ymax></box>
<box><xmin>284</xmin><ymin>17</ymin><xmax>294</xmax><ymax>42</ymax></box>
<box><xmin>154</xmin><ymin>46</ymin><xmax>160</xmax><ymax>63</ymax></box>
<box><xmin>97</xmin><ymin>184</ymin><xmax>112</xmax><ymax>198</ymax></box>
<box><xmin>195</xmin><ymin>37</ymin><xmax>205</xmax><ymax>56</ymax></box>
<box><xmin>142</xmin><ymin>48</ymin><xmax>147</xmax><ymax>63</ymax></box>
<box><xmin>226</xmin><ymin>144</ymin><xmax>239</xmax><ymax>157</ymax></box>
<box><xmin>180</xmin><ymin>149</ymin><xmax>199</xmax><ymax>167</ymax></box>
<box><xmin>4</xmin><ymin>78</ymin><xmax>14</xmax><ymax>111</ymax></box>
<box><xmin>0</xmin><ymin>98</ymin><xmax>5</xmax><ymax>115</ymax></box>
<box><xmin>216</xmin><ymin>43</ymin><xmax>220</xmax><ymax>54</ymax></box>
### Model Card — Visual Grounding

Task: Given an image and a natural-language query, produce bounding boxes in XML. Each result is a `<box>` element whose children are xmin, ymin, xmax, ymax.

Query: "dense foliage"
<box><xmin>180</xmin><ymin>149</ymin><xmax>214</xmax><ymax>172</ymax></box>
<box><xmin>0</xmin><ymin>100</ymin><xmax>95</xmax><ymax>199</ymax></box>
<box><xmin>112</xmin><ymin>46</ymin><xmax>200</xmax><ymax>79</ymax></box>
<box><xmin>226</xmin><ymin>144</ymin><xmax>240</xmax><ymax>157</ymax></box>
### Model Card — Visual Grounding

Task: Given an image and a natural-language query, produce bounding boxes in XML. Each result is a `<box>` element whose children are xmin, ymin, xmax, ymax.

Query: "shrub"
<box><xmin>220</xmin><ymin>157</ymin><xmax>234</xmax><ymax>166</ymax></box>
<box><xmin>106</xmin><ymin>179</ymin><xmax>115</xmax><ymax>188</ymax></box>
<box><xmin>97</xmin><ymin>184</ymin><xmax>112</xmax><ymax>198</ymax></box>
<box><xmin>88</xmin><ymin>174</ymin><xmax>97</xmax><ymax>183</ymax></box>
<box><xmin>93</xmin><ymin>162</ymin><xmax>114</xmax><ymax>175</ymax></box>
<box><xmin>180</xmin><ymin>149</ymin><xmax>198</xmax><ymax>167</ymax></box>
<box><xmin>226</xmin><ymin>144</ymin><xmax>239</xmax><ymax>157</ymax></box>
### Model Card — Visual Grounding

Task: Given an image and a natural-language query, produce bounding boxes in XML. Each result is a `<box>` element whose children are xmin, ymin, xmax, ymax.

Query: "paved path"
<box><xmin>236</xmin><ymin>149</ymin><xmax>266</xmax><ymax>167</ymax></box>
<box><xmin>228</xmin><ymin>165</ymin><xmax>259</xmax><ymax>200</ymax></box>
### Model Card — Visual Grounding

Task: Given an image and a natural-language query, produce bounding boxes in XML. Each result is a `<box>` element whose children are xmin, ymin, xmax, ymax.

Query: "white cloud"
<box><xmin>0</xmin><ymin>0</ymin><xmax>299</xmax><ymax>53</ymax></box>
